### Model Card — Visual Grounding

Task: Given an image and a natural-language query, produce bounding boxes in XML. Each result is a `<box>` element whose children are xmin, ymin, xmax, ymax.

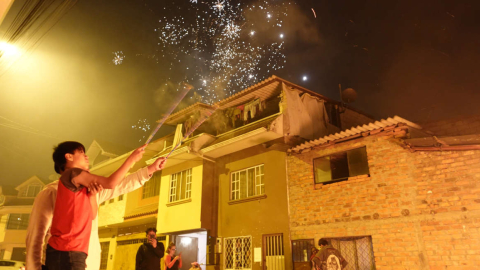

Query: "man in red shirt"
<box><xmin>45</xmin><ymin>141</ymin><xmax>164</xmax><ymax>270</ymax></box>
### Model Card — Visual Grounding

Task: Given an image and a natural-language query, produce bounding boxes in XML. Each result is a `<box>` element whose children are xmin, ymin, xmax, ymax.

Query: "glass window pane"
<box><xmin>247</xmin><ymin>169</ymin><xmax>254</xmax><ymax>197</ymax></box>
<box><xmin>330</xmin><ymin>152</ymin><xmax>349</xmax><ymax>180</ymax></box>
<box><xmin>239</xmin><ymin>171</ymin><xmax>247</xmax><ymax>199</ymax></box>
<box><xmin>313</xmin><ymin>156</ymin><xmax>332</xmax><ymax>183</ymax></box>
<box><xmin>347</xmin><ymin>147</ymin><xmax>370</xmax><ymax>177</ymax></box>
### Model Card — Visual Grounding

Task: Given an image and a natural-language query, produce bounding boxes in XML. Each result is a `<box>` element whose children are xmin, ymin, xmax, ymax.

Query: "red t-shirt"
<box><xmin>48</xmin><ymin>168</ymin><xmax>92</xmax><ymax>254</ymax></box>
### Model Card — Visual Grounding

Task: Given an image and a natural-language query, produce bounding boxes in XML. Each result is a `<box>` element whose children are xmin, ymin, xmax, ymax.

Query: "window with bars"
<box><xmin>100</xmin><ymin>242</ymin><xmax>110</xmax><ymax>270</ymax></box>
<box><xmin>118</xmin><ymin>194</ymin><xmax>124</xmax><ymax>201</ymax></box>
<box><xmin>169</xmin><ymin>168</ymin><xmax>192</xmax><ymax>203</ymax></box>
<box><xmin>313</xmin><ymin>147</ymin><xmax>369</xmax><ymax>185</ymax></box>
<box><xmin>230</xmin><ymin>164</ymin><xmax>264</xmax><ymax>201</ymax></box>
<box><xmin>327</xmin><ymin>236</ymin><xmax>376</xmax><ymax>270</ymax></box>
<box><xmin>109</xmin><ymin>199</ymin><xmax>114</xmax><ymax>204</ymax></box>
<box><xmin>7</xmin><ymin>214</ymin><xmax>30</xmax><ymax>230</ymax></box>
<box><xmin>224</xmin><ymin>236</ymin><xmax>252</xmax><ymax>270</ymax></box>
<box><xmin>142</xmin><ymin>171</ymin><xmax>161</xmax><ymax>199</ymax></box>
<box><xmin>292</xmin><ymin>239</ymin><xmax>315</xmax><ymax>263</ymax></box>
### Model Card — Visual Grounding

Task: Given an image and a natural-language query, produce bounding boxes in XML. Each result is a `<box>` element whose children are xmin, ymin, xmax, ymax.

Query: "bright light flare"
<box><xmin>302</xmin><ymin>75</ymin><xmax>308</xmax><ymax>81</ymax></box>
<box><xmin>279</xmin><ymin>33</ymin><xmax>284</xmax><ymax>38</ymax></box>
<box><xmin>0</xmin><ymin>42</ymin><xmax>21</xmax><ymax>57</ymax></box>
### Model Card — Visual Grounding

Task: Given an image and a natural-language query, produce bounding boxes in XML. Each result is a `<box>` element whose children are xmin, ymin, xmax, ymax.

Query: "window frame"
<box><xmin>229</xmin><ymin>164</ymin><xmax>265</xmax><ymax>201</ymax></box>
<box><xmin>142</xmin><ymin>171</ymin><xmax>161</xmax><ymax>199</ymax></box>
<box><xmin>325</xmin><ymin>236</ymin><xmax>376</xmax><ymax>270</ymax></box>
<box><xmin>312</xmin><ymin>146</ymin><xmax>369</xmax><ymax>185</ymax></box>
<box><xmin>23</xmin><ymin>184</ymin><xmax>42</xmax><ymax>198</ymax></box>
<box><xmin>168</xmin><ymin>168</ymin><xmax>193</xmax><ymax>203</ymax></box>
<box><xmin>6</xmin><ymin>213</ymin><xmax>30</xmax><ymax>230</ymax></box>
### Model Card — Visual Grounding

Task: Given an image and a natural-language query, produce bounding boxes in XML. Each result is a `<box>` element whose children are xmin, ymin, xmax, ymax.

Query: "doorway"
<box><xmin>175</xmin><ymin>236</ymin><xmax>199</xmax><ymax>270</ymax></box>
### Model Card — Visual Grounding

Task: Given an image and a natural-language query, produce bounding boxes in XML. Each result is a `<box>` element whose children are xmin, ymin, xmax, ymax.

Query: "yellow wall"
<box><xmin>217</xmin><ymin>148</ymin><xmax>292</xmax><ymax>270</ymax></box>
<box><xmin>98</xmin><ymin>198</ymin><xmax>126</xmax><ymax>227</ymax></box>
<box><xmin>0</xmin><ymin>214</ymin><xmax>7</xmax><ymax>242</ymax></box>
<box><xmin>157</xmin><ymin>160</ymin><xmax>203</xmax><ymax>234</ymax></box>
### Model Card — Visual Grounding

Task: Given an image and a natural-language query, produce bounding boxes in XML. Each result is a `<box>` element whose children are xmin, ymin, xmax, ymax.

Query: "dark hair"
<box><xmin>318</xmin><ymin>238</ymin><xmax>329</xmax><ymax>246</ymax></box>
<box><xmin>146</xmin><ymin>227</ymin><xmax>157</xmax><ymax>234</ymax></box>
<box><xmin>52</xmin><ymin>141</ymin><xmax>85</xmax><ymax>173</ymax></box>
<box><xmin>167</xmin><ymin>242</ymin><xmax>176</xmax><ymax>254</ymax></box>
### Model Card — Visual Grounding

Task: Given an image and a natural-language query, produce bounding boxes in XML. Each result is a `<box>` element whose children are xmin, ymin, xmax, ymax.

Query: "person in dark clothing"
<box><xmin>312</xmin><ymin>238</ymin><xmax>348</xmax><ymax>270</ymax></box>
<box><xmin>136</xmin><ymin>228</ymin><xmax>165</xmax><ymax>270</ymax></box>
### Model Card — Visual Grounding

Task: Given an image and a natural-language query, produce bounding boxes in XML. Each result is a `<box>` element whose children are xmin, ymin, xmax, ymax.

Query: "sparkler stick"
<box><xmin>165</xmin><ymin>105</ymin><xmax>219</xmax><ymax>159</ymax></box>
<box><xmin>144</xmin><ymin>82</ymin><xmax>194</xmax><ymax>145</ymax></box>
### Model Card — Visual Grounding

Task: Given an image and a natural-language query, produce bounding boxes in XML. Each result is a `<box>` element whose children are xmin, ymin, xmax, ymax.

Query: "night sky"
<box><xmin>1</xmin><ymin>0</ymin><xmax>479</xmax><ymax>186</ymax></box>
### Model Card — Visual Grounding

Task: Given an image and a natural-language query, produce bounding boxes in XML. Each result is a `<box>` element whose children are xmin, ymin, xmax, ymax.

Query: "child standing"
<box><xmin>45</xmin><ymin>141</ymin><xmax>151</xmax><ymax>270</ymax></box>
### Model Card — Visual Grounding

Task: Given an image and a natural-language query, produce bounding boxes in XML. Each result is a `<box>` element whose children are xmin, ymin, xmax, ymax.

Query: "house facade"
<box><xmin>143</xmin><ymin>75</ymin><xmax>373</xmax><ymax>270</ymax></box>
<box><xmin>286</xmin><ymin>116</ymin><xmax>480</xmax><ymax>270</ymax></box>
<box><xmin>0</xmin><ymin>175</ymin><xmax>44</xmax><ymax>262</ymax></box>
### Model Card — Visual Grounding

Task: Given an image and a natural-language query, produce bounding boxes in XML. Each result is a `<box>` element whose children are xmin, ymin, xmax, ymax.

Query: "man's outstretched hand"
<box><xmin>147</xmin><ymin>157</ymin><xmax>167</xmax><ymax>175</ymax></box>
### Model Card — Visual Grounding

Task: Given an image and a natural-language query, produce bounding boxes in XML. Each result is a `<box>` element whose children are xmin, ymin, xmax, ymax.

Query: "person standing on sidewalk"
<box><xmin>136</xmin><ymin>228</ymin><xmax>165</xmax><ymax>270</ymax></box>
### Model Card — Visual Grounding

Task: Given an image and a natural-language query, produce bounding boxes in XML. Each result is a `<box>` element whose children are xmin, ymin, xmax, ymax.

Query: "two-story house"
<box><xmin>286</xmin><ymin>115</ymin><xmax>480</xmax><ymax>269</ymax></box>
<box><xmin>0</xmin><ymin>176</ymin><xmax>45</xmax><ymax>262</ymax></box>
<box><xmin>144</xmin><ymin>75</ymin><xmax>374</xmax><ymax>270</ymax></box>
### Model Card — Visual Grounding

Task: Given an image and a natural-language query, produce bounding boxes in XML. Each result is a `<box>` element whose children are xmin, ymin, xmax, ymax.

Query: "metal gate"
<box><xmin>262</xmin><ymin>234</ymin><xmax>285</xmax><ymax>270</ymax></box>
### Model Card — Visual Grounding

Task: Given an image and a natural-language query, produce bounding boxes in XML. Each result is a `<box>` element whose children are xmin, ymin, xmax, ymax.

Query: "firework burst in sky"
<box><xmin>112</xmin><ymin>51</ymin><xmax>125</xmax><ymax>65</ymax></box>
<box><xmin>153</xmin><ymin>0</ymin><xmax>290</xmax><ymax>104</ymax></box>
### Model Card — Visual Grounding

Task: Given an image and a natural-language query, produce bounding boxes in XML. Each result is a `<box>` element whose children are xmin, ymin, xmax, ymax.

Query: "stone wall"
<box><xmin>287</xmin><ymin>131</ymin><xmax>480</xmax><ymax>270</ymax></box>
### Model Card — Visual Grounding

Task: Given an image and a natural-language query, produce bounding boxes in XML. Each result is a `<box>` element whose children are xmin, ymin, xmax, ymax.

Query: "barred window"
<box><xmin>169</xmin><ymin>168</ymin><xmax>192</xmax><ymax>203</ymax></box>
<box><xmin>7</xmin><ymin>214</ymin><xmax>30</xmax><ymax>230</ymax></box>
<box><xmin>224</xmin><ymin>236</ymin><xmax>252</xmax><ymax>270</ymax></box>
<box><xmin>100</xmin><ymin>242</ymin><xmax>110</xmax><ymax>270</ymax></box>
<box><xmin>109</xmin><ymin>199</ymin><xmax>114</xmax><ymax>204</ymax></box>
<box><xmin>292</xmin><ymin>239</ymin><xmax>315</xmax><ymax>263</ymax></box>
<box><xmin>314</xmin><ymin>147</ymin><xmax>369</xmax><ymax>185</ymax></box>
<box><xmin>142</xmin><ymin>171</ymin><xmax>161</xmax><ymax>199</ymax></box>
<box><xmin>25</xmin><ymin>185</ymin><xmax>42</xmax><ymax>197</ymax></box>
<box><xmin>327</xmin><ymin>236</ymin><xmax>376</xmax><ymax>270</ymax></box>
<box><xmin>230</xmin><ymin>164</ymin><xmax>264</xmax><ymax>201</ymax></box>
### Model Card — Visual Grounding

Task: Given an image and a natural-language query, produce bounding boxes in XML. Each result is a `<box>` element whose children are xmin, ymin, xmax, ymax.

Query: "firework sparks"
<box><xmin>152</xmin><ymin>0</ymin><xmax>290</xmax><ymax>104</ymax></box>
<box><xmin>112</xmin><ymin>51</ymin><xmax>124</xmax><ymax>65</ymax></box>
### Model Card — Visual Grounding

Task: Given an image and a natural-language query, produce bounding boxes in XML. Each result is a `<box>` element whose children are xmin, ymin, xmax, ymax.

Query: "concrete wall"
<box><xmin>217</xmin><ymin>145</ymin><xmax>292</xmax><ymax>270</ymax></box>
<box><xmin>157</xmin><ymin>159</ymin><xmax>203</xmax><ymax>234</ymax></box>
<box><xmin>287</xmin><ymin>131</ymin><xmax>480</xmax><ymax>270</ymax></box>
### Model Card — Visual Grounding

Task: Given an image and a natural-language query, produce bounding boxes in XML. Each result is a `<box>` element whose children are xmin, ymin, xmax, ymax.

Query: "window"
<box><xmin>23</xmin><ymin>184</ymin><xmax>42</xmax><ymax>197</ymax></box>
<box><xmin>327</xmin><ymin>236</ymin><xmax>376</xmax><ymax>270</ymax></box>
<box><xmin>230</xmin><ymin>165</ymin><xmax>264</xmax><ymax>201</ymax></box>
<box><xmin>169</xmin><ymin>169</ymin><xmax>192</xmax><ymax>203</ymax></box>
<box><xmin>314</xmin><ymin>147</ymin><xmax>369</xmax><ymax>184</ymax></box>
<box><xmin>224</xmin><ymin>236</ymin><xmax>252</xmax><ymax>270</ymax></box>
<box><xmin>109</xmin><ymin>199</ymin><xmax>114</xmax><ymax>204</ymax></box>
<box><xmin>100</xmin><ymin>201</ymin><xmax>105</xmax><ymax>206</ymax></box>
<box><xmin>7</xmin><ymin>214</ymin><xmax>30</xmax><ymax>230</ymax></box>
<box><xmin>0</xmin><ymin>249</ymin><xmax>4</xmax><ymax>260</ymax></box>
<box><xmin>142</xmin><ymin>172</ymin><xmax>161</xmax><ymax>199</ymax></box>
<box><xmin>118</xmin><ymin>195</ymin><xmax>124</xmax><ymax>201</ymax></box>
<box><xmin>100</xmin><ymin>242</ymin><xmax>110</xmax><ymax>270</ymax></box>
<box><xmin>292</xmin><ymin>239</ymin><xmax>315</xmax><ymax>263</ymax></box>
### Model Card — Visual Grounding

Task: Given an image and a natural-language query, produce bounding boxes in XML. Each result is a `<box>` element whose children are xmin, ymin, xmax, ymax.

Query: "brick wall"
<box><xmin>287</xmin><ymin>132</ymin><xmax>480</xmax><ymax>270</ymax></box>
<box><xmin>422</xmin><ymin>114</ymin><xmax>480</xmax><ymax>136</ymax></box>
